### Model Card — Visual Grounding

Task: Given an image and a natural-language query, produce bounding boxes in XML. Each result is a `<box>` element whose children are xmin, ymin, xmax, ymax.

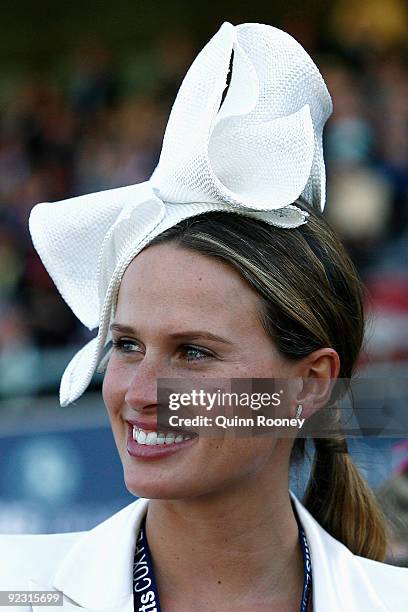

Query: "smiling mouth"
<box><xmin>132</xmin><ymin>425</ymin><xmax>195</xmax><ymax>446</ymax></box>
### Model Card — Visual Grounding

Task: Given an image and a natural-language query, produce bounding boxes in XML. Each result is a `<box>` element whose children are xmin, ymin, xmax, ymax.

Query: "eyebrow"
<box><xmin>109</xmin><ymin>323</ymin><xmax>233</xmax><ymax>345</ymax></box>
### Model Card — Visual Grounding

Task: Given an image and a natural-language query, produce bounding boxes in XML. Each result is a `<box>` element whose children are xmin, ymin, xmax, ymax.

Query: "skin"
<box><xmin>102</xmin><ymin>242</ymin><xmax>340</xmax><ymax>611</ymax></box>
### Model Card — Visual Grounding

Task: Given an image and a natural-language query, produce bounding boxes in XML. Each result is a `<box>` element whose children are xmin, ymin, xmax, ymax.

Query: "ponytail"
<box><xmin>301</xmin><ymin>435</ymin><xmax>388</xmax><ymax>561</ymax></box>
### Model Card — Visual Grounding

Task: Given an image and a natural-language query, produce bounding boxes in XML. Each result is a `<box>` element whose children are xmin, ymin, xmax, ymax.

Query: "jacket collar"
<box><xmin>48</xmin><ymin>491</ymin><xmax>388</xmax><ymax>611</ymax></box>
<box><xmin>51</xmin><ymin>497</ymin><xmax>148</xmax><ymax>610</ymax></box>
<box><xmin>290</xmin><ymin>492</ymin><xmax>388</xmax><ymax>611</ymax></box>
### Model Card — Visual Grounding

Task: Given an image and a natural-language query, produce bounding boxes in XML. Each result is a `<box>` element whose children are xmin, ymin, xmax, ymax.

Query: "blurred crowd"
<box><xmin>0</xmin><ymin>5</ymin><xmax>408</xmax><ymax>400</ymax></box>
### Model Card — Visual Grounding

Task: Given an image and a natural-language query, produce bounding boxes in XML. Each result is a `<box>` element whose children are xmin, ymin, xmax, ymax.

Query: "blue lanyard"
<box><xmin>133</xmin><ymin>513</ymin><xmax>312</xmax><ymax>612</ymax></box>
<box><xmin>298</xmin><ymin>519</ymin><xmax>313</xmax><ymax>611</ymax></box>
<box><xmin>133</xmin><ymin>518</ymin><xmax>161</xmax><ymax>612</ymax></box>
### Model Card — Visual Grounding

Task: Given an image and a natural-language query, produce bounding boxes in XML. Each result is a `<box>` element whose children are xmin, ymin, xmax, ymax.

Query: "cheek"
<box><xmin>102</xmin><ymin>359</ymin><xmax>126</xmax><ymax>416</ymax></box>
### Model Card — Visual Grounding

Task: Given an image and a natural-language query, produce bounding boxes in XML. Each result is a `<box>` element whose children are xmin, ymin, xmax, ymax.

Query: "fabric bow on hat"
<box><xmin>28</xmin><ymin>21</ymin><xmax>332</xmax><ymax>406</ymax></box>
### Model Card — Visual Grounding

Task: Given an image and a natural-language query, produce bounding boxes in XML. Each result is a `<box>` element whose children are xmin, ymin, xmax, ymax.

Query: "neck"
<box><xmin>145</xmin><ymin>465</ymin><xmax>304</xmax><ymax>608</ymax></box>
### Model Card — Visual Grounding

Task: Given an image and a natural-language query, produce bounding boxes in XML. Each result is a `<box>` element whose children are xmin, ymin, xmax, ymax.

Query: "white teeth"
<box><xmin>137</xmin><ymin>430</ymin><xmax>147</xmax><ymax>445</ymax></box>
<box><xmin>164</xmin><ymin>433</ymin><xmax>175</xmax><ymax>444</ymax></box>
<box><xmin>146</xmin><ymin>432</ymin><xmax>157</xmax><ymax>445</ymax></box>
<box><xmin>157</xmin><ymin>432</ymin><xmax>166</xmax><ymax>444</ymax></box>
<box><xmin>132</xmin><ymin>426</ymin><xmax>192</xmax><ymax>445</ymax></box>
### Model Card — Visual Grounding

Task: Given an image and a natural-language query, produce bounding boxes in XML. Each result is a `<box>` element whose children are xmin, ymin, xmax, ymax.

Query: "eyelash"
<box><xmin>111</xmin><ymin>339</ymin><xmax>214</xmax><ymax>362</ymax></box>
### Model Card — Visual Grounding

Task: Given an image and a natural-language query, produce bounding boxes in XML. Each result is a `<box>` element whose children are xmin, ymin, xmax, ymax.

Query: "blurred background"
<box><xmin>0</xmin><ymin>0</ymin><xmax>407</xmax><ymax>564</ymax></box>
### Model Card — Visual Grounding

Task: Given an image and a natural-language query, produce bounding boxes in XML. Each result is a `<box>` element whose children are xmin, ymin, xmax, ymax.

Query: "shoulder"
<box><xmin>290</xmin><ymin>490</ymin><xmax>408</xmax><ymax>609</ymax></box>
<box><xmin>0</xmin><ymin>531</ymin><xmax>83</xmax><ymax>590</ymax></box>
<box><xmin>354</xmin><ymin>554</ymin><xmax>408</xmax><ymax>606</ymax></box>
<box><xmin>0</xmin><ymin>498</ymin><xmax>146</xmax><ymax>592</ymax></box>
<box><xmin>356</xmin><ymin>554</ymin><xmax>408</xmax><ymax>581</ymax></box>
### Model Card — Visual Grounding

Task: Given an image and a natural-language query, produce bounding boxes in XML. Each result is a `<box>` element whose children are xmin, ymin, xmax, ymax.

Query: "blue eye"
<box><xmin>181</xmin><ymin>345</ymin><xmax>213</xmax><ymax>362</ymax></box>
<box><xmin>112</xmin><ymin>339</ymin><xmax>142</xmax><ymax>353</ymax></box>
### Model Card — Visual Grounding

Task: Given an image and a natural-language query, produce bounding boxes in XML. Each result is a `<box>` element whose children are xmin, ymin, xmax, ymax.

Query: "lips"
<box><xmin>125</xmin><ymin>420</ymin><xmax>198</xmax><ymax>460</ymax></box>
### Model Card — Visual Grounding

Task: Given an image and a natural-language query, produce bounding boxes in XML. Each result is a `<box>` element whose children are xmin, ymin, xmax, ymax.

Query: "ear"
<box><xmin>294</xmin><ymin>348</ymin><xmax>340</xmax><ymax>418</ymax></box>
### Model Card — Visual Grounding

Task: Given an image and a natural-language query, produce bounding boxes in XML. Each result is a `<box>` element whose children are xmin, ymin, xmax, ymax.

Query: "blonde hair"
<box><xmin>146</xmin><ymin>199</ymin><xmax>388</xmax><ymax>561</ymax></box>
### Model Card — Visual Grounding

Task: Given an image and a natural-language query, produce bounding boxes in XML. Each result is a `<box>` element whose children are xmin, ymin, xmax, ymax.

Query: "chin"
<box><xmin>124</xmin><ymin>476</ymin><xmax>185</xmax><ymax>500</ymax></box>
<box><xmin>122</xmin><ymin>466</ymin><xmax>212</xmax><ymax>501</ymax></box>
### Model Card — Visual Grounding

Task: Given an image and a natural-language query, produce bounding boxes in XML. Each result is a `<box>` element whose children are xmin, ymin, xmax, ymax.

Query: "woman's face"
<box><xmin>102</xmin><ymin>242</ymin><xmax>300</xmax><ymax>500</ymax></box>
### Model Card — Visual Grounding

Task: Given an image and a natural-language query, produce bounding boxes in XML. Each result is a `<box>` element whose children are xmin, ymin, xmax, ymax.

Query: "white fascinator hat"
<box><xmin>29</xmin><ymin>22</ymin><xmax>332</xmax><ymax>406</ymax></box>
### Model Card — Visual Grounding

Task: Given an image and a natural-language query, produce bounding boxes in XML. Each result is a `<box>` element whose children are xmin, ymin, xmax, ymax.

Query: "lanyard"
<box><xmin>133</xmin><ymin>518</ymin><xmax>161</xmax><ymax>612</ymax></box>
<box><xmin>133</xmin><ymin>512</ymin><xmax>312</xmax><ymax>612</ymax></box>
<box><xmin>298</xmin><ymin>519</ymin><xmax>313</xmax><ymax>611</ymax></box>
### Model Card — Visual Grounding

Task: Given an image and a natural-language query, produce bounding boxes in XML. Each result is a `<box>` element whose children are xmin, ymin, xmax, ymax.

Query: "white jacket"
<box><xmin>0</xmin><ymin>490</ymin><xmax>407</xmax><ymax>611</ymax></box>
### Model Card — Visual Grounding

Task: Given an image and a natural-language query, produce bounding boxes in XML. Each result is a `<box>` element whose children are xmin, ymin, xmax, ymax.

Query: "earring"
<box><xmin>295</xmin><ymin>404</ymin><xmax>303</xmax><ymax>418</ymax></box>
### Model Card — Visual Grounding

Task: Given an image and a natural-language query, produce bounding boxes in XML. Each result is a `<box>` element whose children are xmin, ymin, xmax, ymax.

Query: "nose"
<box><xmin>124</xmin><ymin>354</ymin><xmax>169</xmax><ymax>414</ymax></box>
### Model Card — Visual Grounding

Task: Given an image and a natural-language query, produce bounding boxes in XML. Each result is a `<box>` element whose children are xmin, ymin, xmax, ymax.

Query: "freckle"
<box><xmin>217</xmin><ymin>580</ymin><xmax>221</xmax><ymax>584</ymax></box>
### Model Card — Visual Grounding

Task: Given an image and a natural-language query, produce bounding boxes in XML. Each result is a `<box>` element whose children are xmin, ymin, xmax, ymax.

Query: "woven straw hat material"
<box><xmin>208</xmin><ymin>106</ymin><xmax>315</xmax><ymax>206</ymax></box>
<box><xmin>151</xmin><ymin>22</ymin><xmax>331</xmax><ymax>210</ymax></box>
<box><xmin>29</xmin><ymin>183</ymin><xmax>158</xmax><ymax>331</ymax></box>
<box><xmin>28</xmin><ymin>21</ymin><xmax>332</xmax><ymax>406</ymax></box>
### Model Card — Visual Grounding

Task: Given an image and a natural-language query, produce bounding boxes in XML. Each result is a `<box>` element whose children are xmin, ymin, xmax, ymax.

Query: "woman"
<box><xmin>1</xmin><ymin>21</ymin><xmax>407</xmax><ymax>612</ymax></box>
